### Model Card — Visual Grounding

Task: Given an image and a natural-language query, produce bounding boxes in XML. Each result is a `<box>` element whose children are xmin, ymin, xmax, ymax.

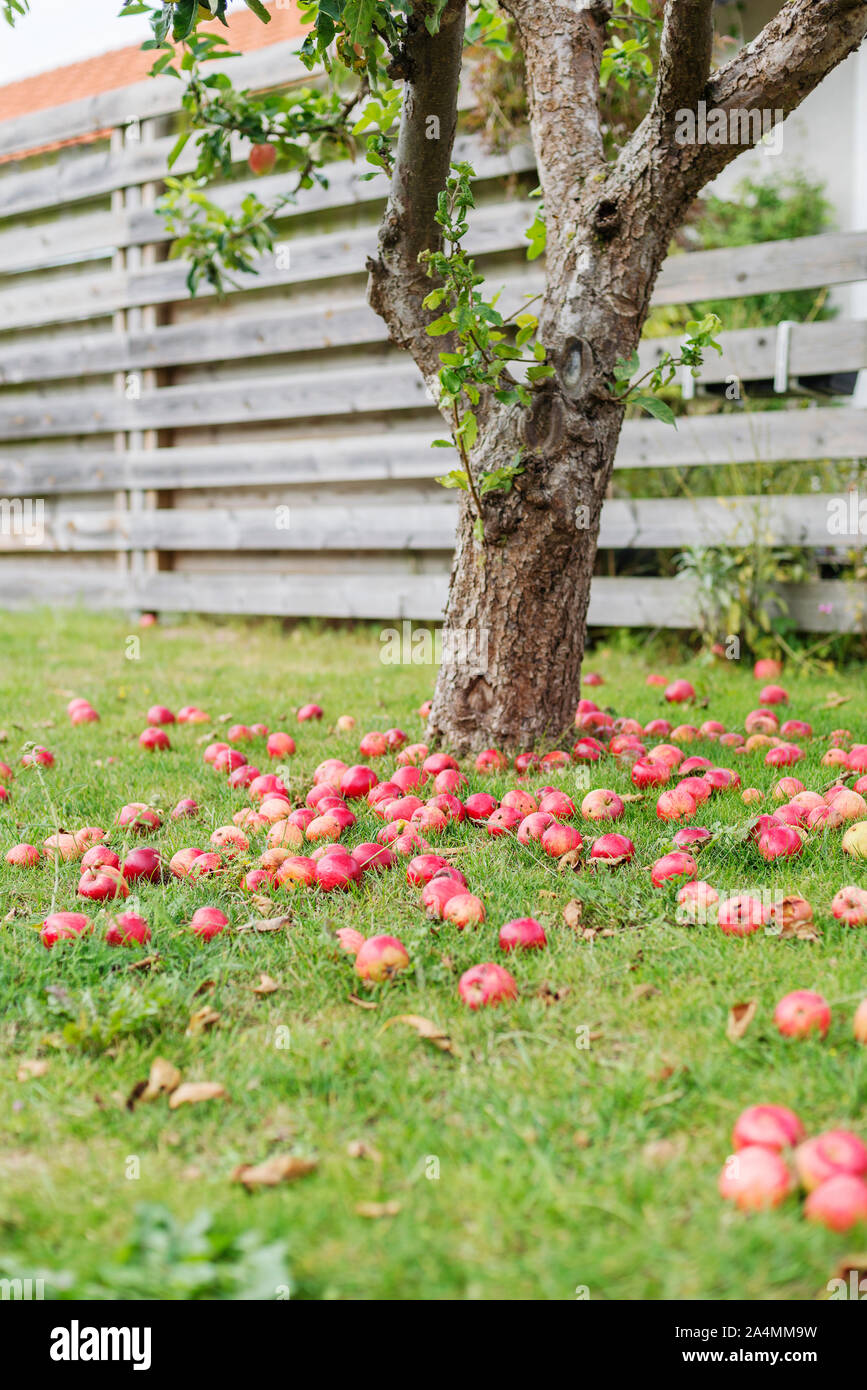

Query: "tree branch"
<box><xmin>366</xmin><ymin>0</ymin><xmax>466</xmax><ymax>387</ymax></box>
<box><xmin>502</xmin><ymin>0</ymin><xmax>611</xmax><ymax>273</ymax></box>
<box><xmin>653</xmin><ymin>0</ymin><xmax>715</xmax><ymax>118</ymax></box>
<box><xmin>637</xmin><ymin>0</ymin><xmax>867</xmax><ymax>208</ymax></box>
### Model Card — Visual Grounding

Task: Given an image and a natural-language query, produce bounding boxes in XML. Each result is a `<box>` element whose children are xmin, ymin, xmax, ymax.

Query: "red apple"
<box><xmin>190</xmin><ymin>906</ymin><xmax>229</xmax><ymax>940</ymax></box>
<box><xmin>774</xmin><ymin>989</ymin><xmax>831</xmax><ymax>1039</ymax></box>
<box><xmin>298</xmin><ymin>703</ymin><xmax>324</xmax><ymax>722</ymax></box>
<box><xmin>41</xmin><ymin>911</ymin><xmax>92</xmax><ymax>948</ymax></box>
<box><xmin>458</xmin><ymin>962</ymin><xmax>518</xmax><ymax>1009</ymax></box>
<box><xmin>517</xmin><ymin>811</ymin><xmax>555</xmax><ymax>845</ymax></box>
<box><xmin>650</xmin><ymin>851</ymin><xmax>697</xmax><ymax>887</ymax></box>
<box><xmin>78</xmin><ymin>866</ymin><xmax>129</xmax><ymax>901</ymax></box>
<box><xmin>795</xmin><ymin>1130</ymin><xmax>867</xmax><ymax>1190</ymax></box>
<box><xmin>499</xmin><ymin>917</ymin><xmax>546</xmax><ymax>951</ymax></box>
<box><xmin>718</xmin><ymin>1146</ymin><xmax>792</xmax><ymax>1210</ymax></box>
<box><xmin>420</xmin><ymin>876</ymin><xmax>464</xmax><ymax>917</ymax></box>
<box><xmin>121</xmin><ymin>846</ymin><xmax>162</xmax><ymax>883</ymax></box>
<box><xmin>717</xmin><ymin>894</ymin><xmax>768</xmax><ymax>936</ymax></box>
<box><xmin>664</xmin><ymin>679</ymin><xmax>695</xmax><ymax>704</ymax></box>
<box><xmin>832</xmin><ymin>885</ymin><xmax>867</xmax><ymax>926</ymax></box>
<box><xmin>355</xmin><ymin>934</ymin><xmax>410</xmax><ymax>982</ymax></box>
<box><xmin>589</xmin><ymin>832</ymin><xmax>635</xmax><ymax>865</ymax></box>
<box><xmin>805</xmin><ymin>1175</ymin><xmax>867</xmax><ymax>1232</ymax></box>
<box><xmin>541</xmin><ymin>823</ymin><xmax>583</xmax><ymax>857</ymax></box>
<box><xmin>464</xmin><ymin>792</ymin><xmax>499</xmax><ymax>822</ymax></box>
<box><xmin>248</xmin><ymin>141</ymin><xmax>277</xmax><ymax>175</ymax></box>
<box><xmin>631</xmin><ymin>760</ymin><xmax>668</xmax><ymax>790</ymax></box>
<box><xmin>5</xmin><ymin>842</ymin><xmax>41</xmax><ymax>866</ymax></box>
<box><xmin>139</xmin><ymin>727</ymin><xmax>170</xmax><ymax>752</ymax></box>
<box><xmin>485</xmin><ymin>807</ymin><xmax>523</xmax><ymax>837</ymax></box>
<box><xmin>757</xmin><ymin>824</ymin><xmax>803</xmax><ymax>861</ymax></box>
<box><xmin>854</xmin><ymin>998</ymin><xmax>867</xmax><ymax>1044</ymax></box>
<box><xmin>676</xmin><ymin>879</ymin><xmax>718</xmax><ymax>923</ymax></box>
<box><xmin>316</xmin><ymin>853</ymin><xmax>359</xmax><ymax>891</ymax></box>
<box><xmin>501</xmin><ymin>788</ymin><xmax>538</xmax><ymax>817</ymax></box>
<box><xmin>475</xmin><ymin>748</ymin><xmax>508</xmax><ymax>773</ymax></box>
<box><xmin>672</xmin><ymin>825</ymin><xmax>712</xmax><ymax>850</ymax></box>
<box><xmin>581</xmin><ymin>788</ymin><xmax>625</xmax><ymax>821</ymax></box>
<box><xmin>406</xmin><ymin>853</ymin><xmax>450</xmax><ymax>886</ymax></box>
<box><xmin>732</xmin><ymin>1104</ymin><xmax>804</xmax><ymax>1153</ymax></box>
<box><xmin>147</xmin><ymin>704</ymin><xmax>175</xmax><ymax>725</ymax></box>
<box><xmin>351</xmin><ymin>841</ymin><xmax>395</xmax><ymax>873</ymax></box>
<box><xmin>443</xmin><ymin>892</ymin><xmax>486</xmax><ymax>928</ymax></box>
<box><xmin>81</xmin><ymin>845</ymin><xmax>121</xmax><ymax>872</ymax></box>
<box><xmin>171</xmin><ymin>797</ymin><xmax>199</xmax><ymax>820</ymax></box>
<box><xmin>275</xmin><ymin>855</ymin><xmax>317</xmax><ymax>888</ymax></box>
<box><xmin>105</xmin><ymin>911</ymin><xmax>151</xmax><ymax>947</ymax></box>
<box><xmin>656</xmin><ymin>786</ymin><xmax>698</xmax><ymax>822</ymax></box>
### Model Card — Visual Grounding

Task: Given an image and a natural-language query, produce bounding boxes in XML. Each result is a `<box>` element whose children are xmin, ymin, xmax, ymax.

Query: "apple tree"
<box><xmin>9</xmin><ymin>0</ymin><xmax>867</xmax><ymax>749</ymax></box>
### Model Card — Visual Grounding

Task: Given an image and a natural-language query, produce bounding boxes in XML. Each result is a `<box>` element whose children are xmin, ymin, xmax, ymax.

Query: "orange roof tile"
<box><xmin>0</xmin><ymin>3</ymin><xmax>307</xmax><ymax>138</ymax></box>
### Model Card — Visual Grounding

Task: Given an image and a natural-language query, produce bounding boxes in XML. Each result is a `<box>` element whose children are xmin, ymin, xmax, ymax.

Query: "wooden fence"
<box><xmin>0</xmin><ymin>36</ymin><xmax>865</xmax><ymax>631</ymax></box>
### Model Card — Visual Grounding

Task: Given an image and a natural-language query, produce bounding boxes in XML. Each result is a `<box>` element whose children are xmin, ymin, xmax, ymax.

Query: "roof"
<box><xmin>0</xmin><ymin>3</ymin><xmax>306</xmax><ymax>160</ymax></box>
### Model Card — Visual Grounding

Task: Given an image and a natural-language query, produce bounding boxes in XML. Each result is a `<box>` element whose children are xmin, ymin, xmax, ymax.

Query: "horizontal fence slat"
<box><xmin>2</xmin><ymin>292</ymin><xmax>865</xmax><ymax>391</ymax></box>
<box><xmin>0</xmin><ymin>493</ymin><xmax>857</xmax><ymax>555</ymax></box>
<box><xmin>0</xmin><ymin>564</ymin><xmax>862</xmax><ymax>632</ymax></box>
<box><xmin>0</xmin><ymin>198</ymin><xmax>534</xmax><ymax>332</ymax></box>
<box><xmin>0</xmin><ymin>137</ymin><xmax>535</xmax><ymax>272</ymax></box>
<box><xmin>1</xmin><ymin>408</ymin><xmax>864</xmax><ymax>494</ymax></box>
<box><xmin>653</xmin><ymin>231</ymin><xmax>867</xmax><ymax>305</ymax></box>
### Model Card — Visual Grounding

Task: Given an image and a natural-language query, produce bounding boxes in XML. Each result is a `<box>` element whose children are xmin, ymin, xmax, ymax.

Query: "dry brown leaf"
<box><xmin>538</xmin><ymin>889</ymin><xmax>559</xmax><ymax>900</ymax></box>
<box><xmin>232</xmin><ymin>1154</ymin><xmax>317</xmax><ymax>1190</ymax></box>
<box><xmin>557</xmin><ymin>848</ymin><xmax>583</xmax><ymax>871</ymax></box>
<box><xmin>620</xmin><ymin>793</ymin><xmax>645</xmax><ymax>803</ymax></box>
<box><xmin>348</xmin><ymin>993</ymin><xmax>377</xmax><ymax>1010</ymax></box>
<box><xmin>16</xmin><ymin>1058</ymin><xmax>49</xmax><ymax>1082</ymax></box>
<box><xmin>824</xmin><ymin>691</ymin><xmax>851</xmax><ymax>709</ymax></box>
<box><xmin>727</xmin><ymin>998</ymin><xmax>758</xmax><ymax>1041</ymax></box>
<box><xmin>562</xmin><ymin>899</ymin><xmax>583</xmax><ymax>929</ymax></box>
<box><xmin>253</xmin><ymin>973</ymin><xmax>280</xmax><ymax>996</ymax></box>
<box><xmin>142</xmin><ymin>1057</ymin><xmax>182</xmax><ymax>1101</ymax></box>
<box><xmin>381</xmin><ymin>1014</ymin><xmax>456</xmax><ymax>1054</ymax></box>
<box><xmin>631</xmin><ymin>983</ymin><xmax>661</xmax><ymax>1002</ymax></box>
<box><xmin>356</xmin><ymin>1200</ymin><xmax>401</xmax><ymax>1219</ymax></box>
<box><xmin>250</xmin><ymin>894</ymin><xmax>274</xmax><ymax>916</ymax></box>
<box><xmin>168</xmin><ymin>1081</ymin><xmax>228</xmax><ymax>1110</ymax></box>
<box><xmin>192</xmin><ymin>978</ymin><xmax>216</xmax><ymax>997</ymax></box>
<box><xmin>238</xmin><ymin>914</ymin><xmax>292</xmax><ymax>933</ymax></box>
<box><xmin>186</xmin><ymin>1006</ymin><xmax>221</xmax><ymax>1037</ymax></box>
<box><xmin>347</xmin><ymin>1139</ymin><xmax>383</xmax><ymax>1164</ymax></box>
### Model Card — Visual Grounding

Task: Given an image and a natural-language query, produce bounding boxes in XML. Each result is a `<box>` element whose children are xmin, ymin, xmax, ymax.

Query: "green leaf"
<box><xmin>167</xmin><ymin>130</ymin><xmax>193</xmax><ymax>169</ymax></box>
<box><xmin>243</xmin><ymin>0</ymin><xmax>272</xmax><ymax>20</ymax></box>
<box><xmin>436</xmin><ymin>470</ymin><xmax>470</xmax><ymax>491</ymax></box>
<box><xmin>633</xmin><ymin>394</ymin><xmax>677</xmax><ymax>428</ymax></box>
<box><xmin>426</xmin><ymin>314</ymin><xmax>455</xmax><ymax>337</ymax></box>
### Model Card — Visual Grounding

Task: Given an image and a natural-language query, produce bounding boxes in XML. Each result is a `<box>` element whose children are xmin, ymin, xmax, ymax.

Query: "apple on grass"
<box><xmin>139</xmin><ymin>727</ymin><xmax>170</xmax><ymax>752</ymax></box>
<box><xmin>420</xmin><ymin>877</ymin><xmax>464</xmax><ymax>918</ymax></box>
<box><xmin>41</xmin><ymin>911</ymin><xmax>93</xmax><ymax>948</ymax></box>
<box><xmin>774</xmin><ymin>990</ymin><xmax>831</xmax><ymax>1039</ymax></box>
<box><xmin>589</xmin><ymin>833</ymin><xmax>635</xmax><ymax>865</ymax></box>
<box><xmin>443</xmin><ymin>893</ymin><xmax>486</xmax><ymax>928</ymax></box>
<box><xmin>78</xmin><ymin>866</ymin><xmax>129</xmax><ymax>901</ymax></box>
<box><xmin>718</xmin><ymin>1146</ymin><xmax>792</xmax><ymax>1210</ymax></box>
<box><xmin>732</xmin><ymin>1105</ymin><xmax>804</xmax><ymax>1153</ymax></box>
<box><xmin>275</xmin><ymin>856</ymin><xmax>317</xmax><ymax>888</ymax></box>
<box><xmin>458</xmin><ymin>963</ymin><xmax>517</xmax><ymax>1009</ymax></box>
<box><xmin>854</xmin><ymin>998</ymin><xmax>867</xmax><ymax>1044</ymax></box>
<box><xmin>650</xmin><ymin>851</ymin><xmax>697</xmax><ymax>887</ymax></box>
<box><xmin>804</xmin><ymin>1176</ymin><xmax>867</xmax><ymax>1232</ymax></box>
<box><xmin>541</xmin><ymin>823</ymin><xmax>583</xmax><ymax>857</ymax></box>
<box><xmin>676</xmin><ymin>880</ymin><xmax>719</xmax><ymax>923</ymax></box>
<box><xmin>499</xmin><ymin>917</ymin><xmax>546</xmax><ymax>951</ymax></box>
<box><xmin>717</xmin><ymin>894</ymin><xmax>768</xmax><ymax>936</ymax></box>
<box><xmin>6</xmin><ymin>843</ymin><xmax>41</xmax><ymax>866</ymax></box>
<box><xmin>190</xmin><ymin>906</ymin><xmax>229</xmax><ymax>940</ymax></box>
<box><xmin>582</xmin><ymin>789</ymin><xmax>625</xmax><ymax>821</ymax></box>
<box><xmin>831</xmin><ymin>885</ymin><xmax>867</xmax><ymax>926</ymax></box>
<box><xmin>81</xmin><ymin>845</ymin><xmax>121</xmax><ymax>872</ymax></box>
<box><xmin>795</xmin><ymin>1130</ymin><xmax>867</xmax><ymax>1190</ymax></box>
<box><xmin>105</xmin><ymin>912</ymin><xmax>151</xmax><ymax>947</ymax></box>
<box><xmin>354</xmin><ymin>935</ymin><xmax>410</xmax><ymax>982</ymax></box>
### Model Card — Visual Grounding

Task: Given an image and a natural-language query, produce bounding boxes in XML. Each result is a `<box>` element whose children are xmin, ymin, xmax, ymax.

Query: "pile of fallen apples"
<box><xmin>3</xmin><ymin>660</ymin><xmax>867</xmax><ymax>1021</ymax></box>
<box><xmin>720</xmin><ymin>1104</ymin><xmax>867</xmax><ymax>1233</ymax></box>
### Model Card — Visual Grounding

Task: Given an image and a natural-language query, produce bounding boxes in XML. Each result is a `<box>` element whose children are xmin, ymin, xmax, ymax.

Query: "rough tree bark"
<box><xmin>368</xmin><ymin>0</ymin><xmax>867</xmax><ymax>753</ymax></box>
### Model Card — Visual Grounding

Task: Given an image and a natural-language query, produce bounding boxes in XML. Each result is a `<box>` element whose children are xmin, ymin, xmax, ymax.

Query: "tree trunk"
<box><xmin>427</xmin><ymin>395</ymin><xmax>625</xmax><ymax>752</ymax></box>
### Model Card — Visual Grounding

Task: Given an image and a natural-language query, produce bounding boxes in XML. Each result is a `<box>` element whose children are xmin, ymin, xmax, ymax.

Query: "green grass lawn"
<box><xmin>1</xmin><ymin>608</ymin><xmax>866</xmax><ymax>1301</ymax></box>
